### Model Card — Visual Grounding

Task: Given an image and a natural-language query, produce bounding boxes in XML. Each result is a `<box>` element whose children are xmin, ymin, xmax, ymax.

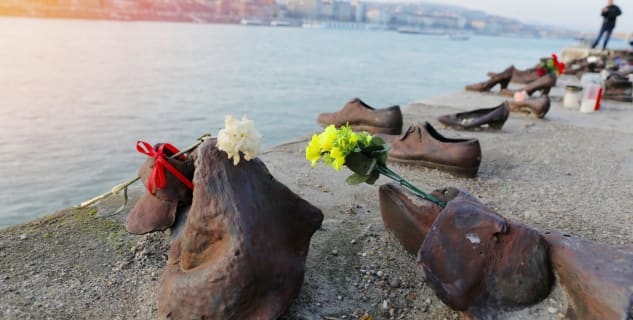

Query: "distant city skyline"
<box><xmin>363</xmin><ymin>0</ymin><xmax>633</xmax><ymax>33</ymax></box>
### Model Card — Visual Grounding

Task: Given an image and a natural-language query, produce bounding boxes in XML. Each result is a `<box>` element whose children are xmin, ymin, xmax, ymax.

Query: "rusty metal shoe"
<box><xmin>379</xmin><ymin>184</ymin><xmax>476</xmax><ymax>254</ymax></box>
<box><xmin>437</xmin><ymin>101</ymin><xmax>510</xmax><ymax>130</ymax></box>
<box><xmin>157</xmin><ymin>139</ymin><xmax>323</xmax><ymax>319</ymax></box>
<box><xmin>604</xmin><ymin>73</ymin><xmax>633</xmax><ymax>102</ymax></box>
<box><xmin>126</xmin><ymin>144</ymin><xmax>196</xmax><ymax>235</ymax></box>
<box><xmin>317</xmin><ymin>98</ymin><xmax>403</xmax><ymax>134</ymax></box>
<box><xmin>417</xmin><ymin>194</ymin><xmax>554</xmax><ymax>319</ymax></box>
<box><xmin>387</xmin><ymin>122</ymin><xmax>482</xmax><ymax>178</ymax></box>
<box><xmin>501</xmin><ymin>73</ymin><xmax>557</xmax><ymax>97</ymax></box>
<box><xmin>488</xmin><ymin>66</ymin><xmax>540</xmax><ymax>84</ymax></box>
<box><xmin>508</xmin><ymin>96</ymin><xmax>551</xmax><ymax>118</ymax></box>
<box><xmin>511</xmin><ymin>67</ymin><xmax>540</xmax><ymax>84</ymax></box>
<box><xmin>465</xmin><ymin>66</ymin><xmax>514</xmax><ymax>92</ymax></box>
<box><xmin>544</xmin><ymin>231</ymin><xmax>633</xmax><ymax>320</ymax></box>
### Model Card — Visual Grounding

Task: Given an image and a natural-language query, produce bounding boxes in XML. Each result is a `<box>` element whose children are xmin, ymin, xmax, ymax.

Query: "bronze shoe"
<box><xmin>126</xmin><ymin>143</ymin><xmax>196</xmax><ymax>235</ymax></box>
<box><xmin>508</xmin><ymin>96</ymin><xmax>551</xmax><ymax>118</ymax></box>
<box><xmin>387</xmin><ymin>122</ymin><xmax>482</xmax><ymax>178</ymax></box>
<box><xmin>379</xmin><ymin>184</ymin><xmax>474</xmax><ymax>254</ymax></box>
<box><xmin>603</xmin><ymin>94</ymin><xmax>633</xmax><ymax>102</ymax></box>
<box><xmin>437</xmin><ymin>101</ymin><xmax>510</xmax><ymax>130</ymax></box>
<box><xmin>488</xmin><ymin>66</ymin><xmax>540</xmax><ymax>84</ymax></box>
<box><xmin>417</xmin><ymin>193</ymin><xmax>554</xmax><ymax>318</ymax></box>
<box><xmin>465</xmin><ymin>66</ymin><xmax>514</xmax><ymax>92</ymax></box>
<box><xmin>158</xmin><ymin>139</ymin><xmax>323</xmax><ymax>319</ymax></box>
<box><xmin>317</xmin><ymin>98</ymin><xmax>403</xmax><ymax>134</ymax></box>
<box><xmin>511</xmin><ymin>67</ymin><xmax>540</xmax><ymax>84</ymax></box>
<box><xmin>501</xmin><ymin>73</ymin><xmax>556</xmax><ymax>97</ymax></box>
<box><xmin>604</xmin><ymin>73</ymin><xmax>633</xmax><ymax>102</ymax></box>
<box><xmin>543</xmin><ymin>231</ymin><xmax>633</xmax><ymax>320</ymax></box>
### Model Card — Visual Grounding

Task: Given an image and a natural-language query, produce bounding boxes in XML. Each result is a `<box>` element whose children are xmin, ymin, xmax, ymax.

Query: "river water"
<box><xmin>0</xmin><ymin>17</ymin><xmax>571</xmax><ymax>227</ymax></box>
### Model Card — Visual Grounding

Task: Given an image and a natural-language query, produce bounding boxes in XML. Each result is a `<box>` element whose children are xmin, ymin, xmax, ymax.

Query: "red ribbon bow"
<box><xmin>136</xmin><ymin>141</ymin><xmax>194</xmax><ymax>195</ymax></box>
<box><xmin>552</xmin><ymin>54</ymin><xmax>566</xmax><ymax>75</ymax></box>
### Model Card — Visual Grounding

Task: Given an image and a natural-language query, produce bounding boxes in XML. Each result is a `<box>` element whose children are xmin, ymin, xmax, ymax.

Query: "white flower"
<box><xmin>513</xmin><ymin>90</ymin><xmax>528</xmax><ymax>102</ymax></box>
<box><xmin>217</xmin><ymin>115</ymin><xmax>263</xmax><ymax>166</ymax></box>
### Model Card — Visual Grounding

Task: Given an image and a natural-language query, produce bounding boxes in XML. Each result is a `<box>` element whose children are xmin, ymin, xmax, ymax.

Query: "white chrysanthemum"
<box><xmin>217</xmin><ymin>115</ymin><xmax>263</xmax><ymax>166</ymax></box>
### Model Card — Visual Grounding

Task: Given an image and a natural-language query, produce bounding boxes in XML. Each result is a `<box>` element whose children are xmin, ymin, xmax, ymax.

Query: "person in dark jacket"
<box><xmin>591</xmin><ymin>0</ymin><xmax>622</xmax><ymax>50</ymax></box>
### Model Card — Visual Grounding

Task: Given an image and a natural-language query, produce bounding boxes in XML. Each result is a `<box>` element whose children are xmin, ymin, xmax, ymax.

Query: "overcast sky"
<box><xmin>378</xmin><ymin>1</ymin><xmax>633</xmax><ymax>32</ymax></box>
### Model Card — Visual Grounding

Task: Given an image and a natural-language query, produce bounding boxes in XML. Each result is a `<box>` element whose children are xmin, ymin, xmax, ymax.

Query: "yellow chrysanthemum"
<box><xmin>319</xmin><ymin>125</ymin><xmax>337</xmax><ymax>152</ymax></box>
<box><xmin>350</xmin><ymin>132</ymin><xmax>358</xmax><ymax>144</ymax></box>
<box><xmin>330</xmin><ymin>147</ymin><xmax>346</xmax><ymax>171</ymax></box>
<box><xmin>305</xmin><ymin>134</ymin><xmax>322</xmax><ymax>167</ymax></box>
<box><xmin>365</xmin><ymin>133</ymin><xmax>373</xmax><ymax>144</ymax></box>
<box><xmin>334</xmin><ymin>125</ymin><xmax>358</xmax><ymax>155</ymax></box>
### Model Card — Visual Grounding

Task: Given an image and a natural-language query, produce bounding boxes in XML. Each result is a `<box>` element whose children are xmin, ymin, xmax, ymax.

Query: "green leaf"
<box><xmin>345</xmin><ymin>152</ymin><xmax>377</xmax><ymax>176</ymax></box>
<box><xmin>346</xmin><ymin>173</ymin><xmax>369</xmax><ymax>185</ymax></box>
<box><xmin>370</xmin><ymin>144</ymin><xmax>390</xmax><ymax>165</ymax></box>
<box><xmin>371</xmin><ymin>136</ymin><xmax>385</xmax><ymax>146</ymax></box>
<box><xmin>373</xmin><ymin>152</ymin><xmax>389</xmax><ymax>166</ymax></box>
<box><xmin>365</xmin><ymin>170</ymin><xmax>380</xmax><ymax>185</ymax></box>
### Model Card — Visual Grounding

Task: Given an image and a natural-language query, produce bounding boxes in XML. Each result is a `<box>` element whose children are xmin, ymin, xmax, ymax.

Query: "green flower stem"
<box><xmin>374</xmin><ymin>165</ymin><xmax>446</xmax><ymax>208</ymax></box>
<box><xmin>78</xmin><ymin>133</ymin><xmax>211</xmax><ymax>210</ymax></box>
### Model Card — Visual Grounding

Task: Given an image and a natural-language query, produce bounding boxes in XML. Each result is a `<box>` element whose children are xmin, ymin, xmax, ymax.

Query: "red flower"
<box><xmin>557</xmin><ymin>62</ymin><xmax>566</xmax><ymax>75</ymax></box>
<box><xmin>536</xmin><ymin>68</ymin><xmax>546</xmax><ymax>77</ymax></box>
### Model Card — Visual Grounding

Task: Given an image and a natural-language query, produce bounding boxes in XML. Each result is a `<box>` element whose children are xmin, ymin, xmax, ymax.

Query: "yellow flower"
<box><xmin>319</xmin><ymin>125</ymin><xmax>337</xmax><ymax>152</ymax></box>
<box><xmin>350</xmin><ymin>132</ymin><xmax>358</xmax><ymax>144</ymax></box>
<box><xmin>357</xmin><ymin>132</ymin><xmax>372</xmax><ymax>147</ymax></box>
<box><xmin>365</xmin><ymin>133</ymin><xmax>373</xmax><ymax>144</ymax></box>
<box><xmin>334</xmin><ymin>125</ymin><xmax>358</xmax><ymax>155</ymax></box>
<box><xmin>330</xmin><ymin>147</ymin><xmax>346</xmax><ymax>171</ymax></box>
<box><xmin>306</xmin><ymin>134</ymin><xmax>322</xmax><ymax>167</ymax></box>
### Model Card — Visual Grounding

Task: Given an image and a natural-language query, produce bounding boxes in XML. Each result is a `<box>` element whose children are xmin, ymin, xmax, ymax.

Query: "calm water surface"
<box><xmin>0</xmin><ymin>17</ymin><xmax>572</xmax><ymax>227</ymax></box>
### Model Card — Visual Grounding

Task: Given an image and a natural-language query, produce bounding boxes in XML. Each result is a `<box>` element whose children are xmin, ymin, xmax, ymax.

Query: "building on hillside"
<box><xmin>287</xmin><ymin>0</ymin><xmax>321</xmax><ymax>19</ymax></box>
<box><xmin>333</xmin><ymin>0</ymin><xmax>351</xmax><ymax>21</ymax></box>
<box><xmin>365</xmin><ymin>8</ymin><xmax>389</xmax><ymax>24</ymax></box>
<box><xmin>350</xmin><ymin>0</ymin><xmax>364</xmax><ymax>22</ymax></box>
<box><xmin>215</xmin><ymin>0</ymin><xmax>238</xmax><ymax>16</ymax></box>
<box><xmin>321</xmin><ymin>0</ymin><xmax>351</xmax><ymax>21</ymax></box>
<box><xmin>470</xmin><ymin>19</ymin><xmax>486</xmax><ymax>32</ymax></box>
<box><xmin>238</xmin><ymin>0</ymin><xmax>274</xmax><ymax>20</ymax></box>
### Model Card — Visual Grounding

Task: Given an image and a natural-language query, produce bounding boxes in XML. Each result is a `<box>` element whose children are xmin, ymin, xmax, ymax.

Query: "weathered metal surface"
<box><xmin>544</xmin><ymin>230</ymin><xmax>633</xmax><ymax>320</ymax></box>
<box><xmin>316</xmin><ymin>97</ymin><xmax>403</xmax><ymax>135</ymax></box>
<box><xmin>500</xmin><ymin>73</ymin><xmax>557</xmax><ymax>97</ymax></box>
<box><xmin>465</xmin><ymin>66</ymin><xmax>514</xmax><ymax>92</ymax></box>
<box><xmin>126</xmin><ymin>144</ymin><xmax>195</xmax><ymax>235</ymax></box>
<box><xmin>387</xmin><ymin>122</ymin><xmax>482</xmax><ymax>178</ymax></box>
<box><xmin>157</xmin><ymin>139</ymin><xmax>324</xmax><ymax>319</ymax></box>
<box><xmin>437</xmin><ymin>102</ymin><xmax>510</xmax><ymax>130</ymax></box>
<box><xmin>417</xmin><ymin>194</ymin><xmax>554</xmax><ymax>319</ymax></box>
<box><xmin>379</xmin><ymin>184</ymin><xmax>466</xmax><ymax>254</ymax></box>
<box><xmin>508</xmin><ymin>96</ymin><xmax>551</xmax><ymax>119</ymax></box>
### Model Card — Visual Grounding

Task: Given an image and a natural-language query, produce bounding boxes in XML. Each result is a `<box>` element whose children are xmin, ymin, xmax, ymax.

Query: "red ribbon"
<box><xmin>551</xmin><ymin>54</ymin><xmax>566</xmax><ymax>75</ymax></box>
<box><xmin>136</xmin><ymin>141</ymin><xmax>194</xmax><ymax>194</ymax></box>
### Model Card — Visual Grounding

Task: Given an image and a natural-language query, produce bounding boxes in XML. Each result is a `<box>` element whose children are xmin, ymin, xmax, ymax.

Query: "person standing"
<box><xmin>591</xmin><ymin>0</ymin><xmax>622</xmax><ymax>50</ymax></box>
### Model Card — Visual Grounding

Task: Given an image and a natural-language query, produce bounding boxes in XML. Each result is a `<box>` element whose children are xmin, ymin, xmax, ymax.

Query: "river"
<box><xmin>0</xmin><ymin>17</ymin><xmax>571</xmax><ymax>227</ymax></box>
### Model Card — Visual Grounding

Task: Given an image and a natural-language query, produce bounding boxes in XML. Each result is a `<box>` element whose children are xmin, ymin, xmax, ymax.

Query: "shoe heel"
<box><xmin>500</xmin><ymin>78</ymin><xmax>511</xmax><ymax>89</ymax></box>
<box><xmin>489</xmin><ymin>120</ymin><xmax>505</xmax><ymax>130</ymax></box>
<box><xmin>541</xmin><ymin>86</ymin><xmax>552</xmax><ymax>95</ymax></box>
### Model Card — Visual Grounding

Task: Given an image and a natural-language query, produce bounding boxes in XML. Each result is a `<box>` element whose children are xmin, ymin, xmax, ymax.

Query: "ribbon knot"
<box><xmin>136</xmin><ymin>141</ymin><xmax>194</xmax><ymax>195</ymax></box>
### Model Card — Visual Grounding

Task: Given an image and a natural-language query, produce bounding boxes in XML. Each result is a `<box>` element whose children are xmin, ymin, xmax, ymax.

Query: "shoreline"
<box><xmin>2</xmin><ymin>84</ymin><xmax>633</xmax><ymax>319</ymax></box>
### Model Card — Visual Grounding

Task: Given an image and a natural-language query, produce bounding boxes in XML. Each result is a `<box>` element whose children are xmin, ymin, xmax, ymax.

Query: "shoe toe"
<box><xmin>316</xmin><ymin>112</ymin><xmax>334</xmax><ymax>127</ymax></box>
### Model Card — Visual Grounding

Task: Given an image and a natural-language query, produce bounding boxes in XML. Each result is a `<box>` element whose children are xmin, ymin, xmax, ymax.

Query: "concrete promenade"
<box><xmin>1</xmin><ymin>82</ymin><xmax>632</xmax><ymax>319</ymax></box>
